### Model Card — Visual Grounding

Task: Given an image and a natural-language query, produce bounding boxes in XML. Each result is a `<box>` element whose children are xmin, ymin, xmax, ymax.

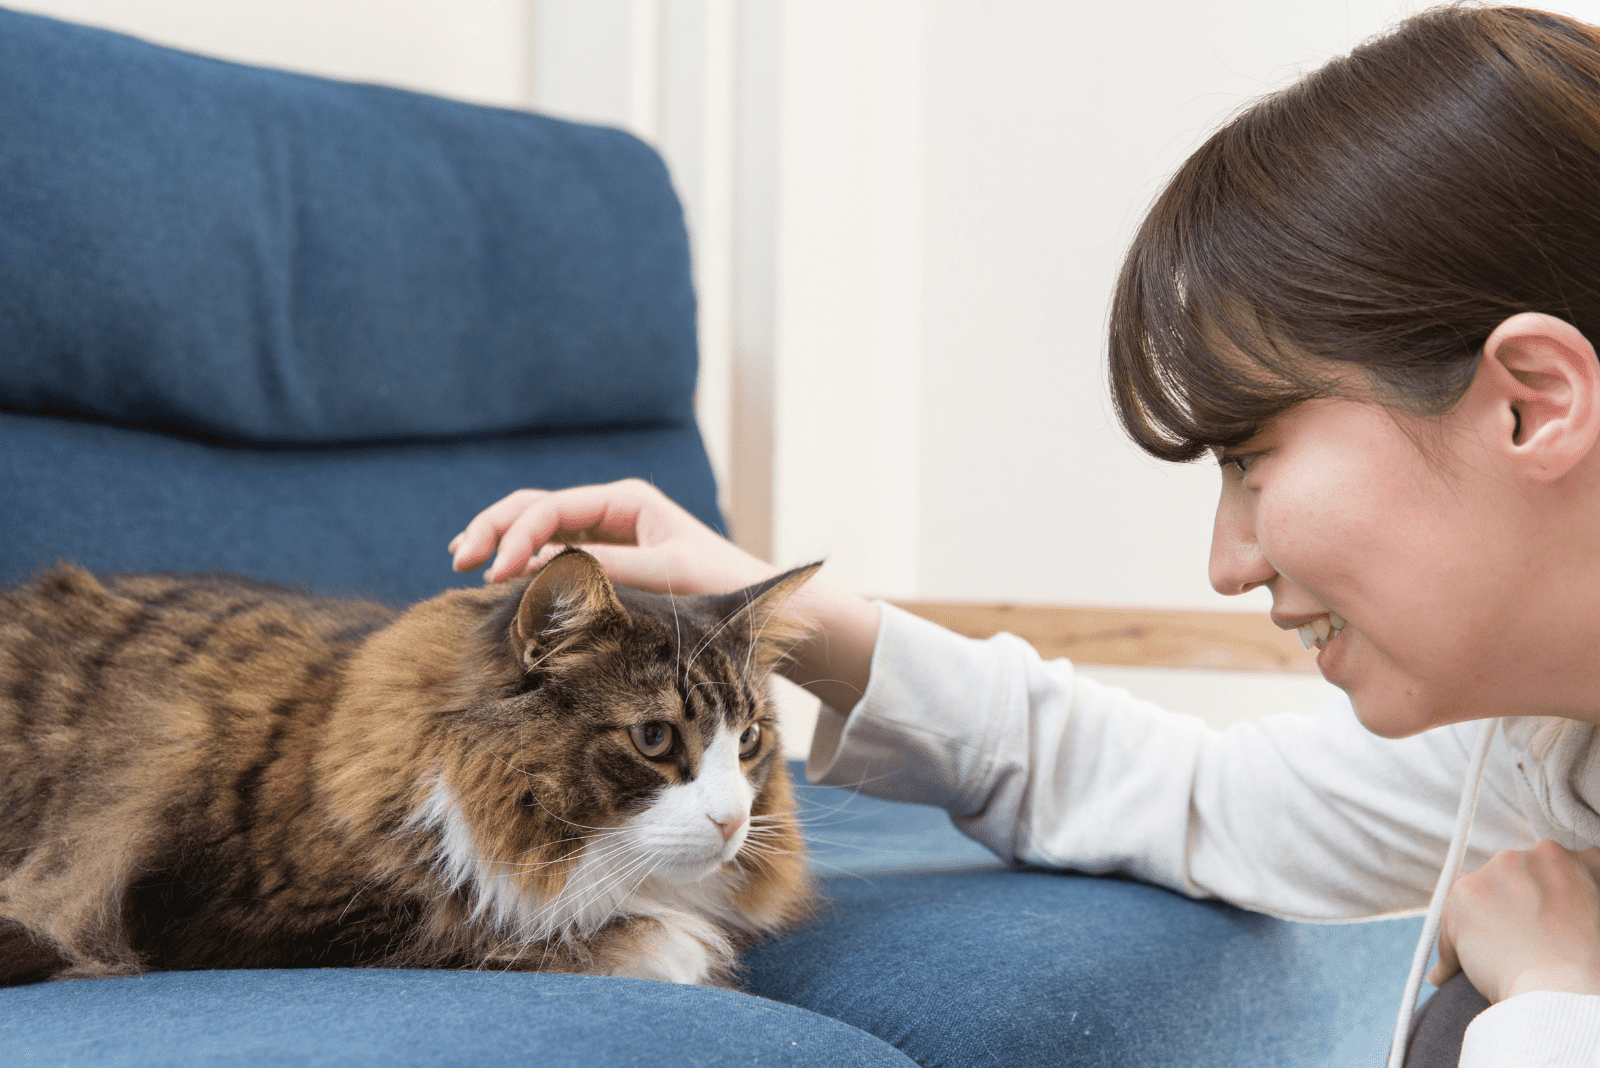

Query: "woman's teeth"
<box><xmin>1298</xmin><ymin>612</ymin><xmax>1347</xmax><ymax>651</ymax></box>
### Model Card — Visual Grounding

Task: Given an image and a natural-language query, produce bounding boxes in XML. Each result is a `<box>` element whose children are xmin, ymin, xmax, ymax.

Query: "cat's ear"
<box><xmin>513</xmin><ymin>548</ymin><xmax>631</xmax><ymax>673</ymax></box>
<box><xmin>710</xmin><ymin>562</ymin><xmax>822</xmax><ymax>678</ymax></box>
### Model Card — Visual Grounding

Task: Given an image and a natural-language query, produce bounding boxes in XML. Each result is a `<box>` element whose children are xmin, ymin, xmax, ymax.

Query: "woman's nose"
<box><xmin>1209</xmin><ymin>488</ymin><xmax>1275</xmax><ymax>596</ymax></box>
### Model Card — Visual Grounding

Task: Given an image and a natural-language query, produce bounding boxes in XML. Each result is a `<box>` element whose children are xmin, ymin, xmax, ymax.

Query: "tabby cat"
<box><xmin>0</xmin><ymin>548</ymin><xmax>816</xmax><ymax>987</ymax></box>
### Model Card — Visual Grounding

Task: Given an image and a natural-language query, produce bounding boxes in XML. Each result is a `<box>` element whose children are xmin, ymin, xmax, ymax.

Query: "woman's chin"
<box><xmin>1348</xmin><ymin>687</ymin><xmax>1456</xmax><ymax>740</ymax></box>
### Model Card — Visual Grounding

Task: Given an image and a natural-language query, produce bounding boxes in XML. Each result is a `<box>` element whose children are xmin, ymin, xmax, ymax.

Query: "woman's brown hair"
<box><xmin>1109</xmin><ymin>4</ymin><xmax>1600</xmax><ymax>461</ymax></box>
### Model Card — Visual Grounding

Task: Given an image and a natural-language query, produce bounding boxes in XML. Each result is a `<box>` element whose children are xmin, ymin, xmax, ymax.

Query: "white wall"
<box><xmin>3</xmin><ymin>0</ymin><xmax>535</xmax><ymax>108</ymax></box>
<box><xmin>914</xmin><ymin>1</ymin><xmax>1410</xmax><ymax>610</ymax></box>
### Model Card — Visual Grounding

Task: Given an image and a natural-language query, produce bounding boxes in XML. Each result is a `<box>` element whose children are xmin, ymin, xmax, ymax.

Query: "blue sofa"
<box><xmin>0</xmin><ymin>8</ymin><xmax>1423</xmax><ymax>1066</ymax></box>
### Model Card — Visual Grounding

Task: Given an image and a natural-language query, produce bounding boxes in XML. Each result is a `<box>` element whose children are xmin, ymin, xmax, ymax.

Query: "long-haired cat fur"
<box><xmin>0</xmin><ymin>548</ymin><xmax>817</xmax><ymax>987</ymax></box>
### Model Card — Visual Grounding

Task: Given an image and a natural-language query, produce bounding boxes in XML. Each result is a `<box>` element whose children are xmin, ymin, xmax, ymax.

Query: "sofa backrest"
<box><xmin>0</xmin><ymin>8</ymin><xmax>721</xmax><ymax>604</ymax></box>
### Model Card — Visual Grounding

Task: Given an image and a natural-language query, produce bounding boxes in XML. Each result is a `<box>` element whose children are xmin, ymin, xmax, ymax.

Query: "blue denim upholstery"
<box><xmin>0</xmin><ymin>9</ymin><xmax>695</xmax><ymax>447</ymax></box>
<box><xmin>767</xmin><ymin>768</ymin><xmax>1421</xmax><ymax>1068</ymax></box>
<box><xmin>0</xmin><ymin>5</ymin><xmax>717</xmax><ymax>604</ymax></box>
<box><xmin>0</xmin><ymin>7</ymin><xmax>1421</xmax><ymax>1066</ymax></box>
<box><xmin>0</xmin><ymin>970</ymin><xmax>919</xmax><ymax>1067</ymax></box>
<box><xmin>0</xmin><ymin>410</ymin><xmax>719</xmax><ymax>604</ymax></box>
<box><xmin>749</xmin><ymin>874</ymin><xmax>1418</xmax><ymax>1068</ymax></box>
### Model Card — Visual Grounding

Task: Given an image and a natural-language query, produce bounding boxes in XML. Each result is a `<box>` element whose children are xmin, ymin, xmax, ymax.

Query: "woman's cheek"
<box><xmin>1255</xmin><ymin>493</ymin><xmax>1356</xmax><ymax>593</ymax></box>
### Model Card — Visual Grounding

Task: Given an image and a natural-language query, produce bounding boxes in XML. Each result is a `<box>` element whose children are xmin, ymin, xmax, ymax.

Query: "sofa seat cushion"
<box><xmin>0</xmin><ymin>969</ymin><xmax>919</xmax><ymax>1068</ymax></box>
<box><xmin>746</xmin><ymin>869</ymin><xmax>1420</xmax><ymax>1068</ymax></box>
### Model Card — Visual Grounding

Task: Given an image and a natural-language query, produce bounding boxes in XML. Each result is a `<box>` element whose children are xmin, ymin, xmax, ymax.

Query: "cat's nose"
<box><xmin>710</xmin><ymin>814</ymin><xmax>746</xmax><ymax>841</ymax></box>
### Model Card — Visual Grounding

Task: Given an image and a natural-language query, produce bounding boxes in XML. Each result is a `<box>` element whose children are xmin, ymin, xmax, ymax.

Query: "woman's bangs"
<box><xmin>1110</xmin><ymin>227</ymin><xmax>1318</xmax><ymax>463</ymax></box>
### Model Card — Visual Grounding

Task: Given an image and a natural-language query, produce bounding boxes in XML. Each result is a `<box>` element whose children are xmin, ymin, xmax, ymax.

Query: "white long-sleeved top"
<box><xmin>807</xmin><ymin>604</ymin><xmax>1600</xmax><ymax>1067</ymax></box>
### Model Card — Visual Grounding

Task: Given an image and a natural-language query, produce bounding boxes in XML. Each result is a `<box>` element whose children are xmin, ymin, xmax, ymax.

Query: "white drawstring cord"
<box><xmin>1385</xmin><ymin>717</ymin><xmax>1499</xmax><ymax>1068</ymax></box>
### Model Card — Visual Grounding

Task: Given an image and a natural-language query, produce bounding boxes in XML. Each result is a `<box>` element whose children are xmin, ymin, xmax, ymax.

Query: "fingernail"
<box><xmin>487</xmin><ymin>556</ymin><xmax>503</xmax><ymax>581</ymax></box>
<box><xmin>448</xmin><ymin>534</ymin><xmax>462</xmax><ymax>554</ymax></box>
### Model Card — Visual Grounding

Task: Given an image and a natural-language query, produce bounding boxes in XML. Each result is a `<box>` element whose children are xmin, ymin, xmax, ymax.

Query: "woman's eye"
<box><xmin>629</xmin><ymin>722</ymin><xmax>675</xmax><ymax>759</ymax></box>
<box><xmin>738</xmin><ymin>723</ymin><xmax>761</xmax><ymax>757</ymax></box>
<box><xmin>1220</xmin><ymin>451</ymin><xmax>1256</xmax><ymax>475</ymax></box>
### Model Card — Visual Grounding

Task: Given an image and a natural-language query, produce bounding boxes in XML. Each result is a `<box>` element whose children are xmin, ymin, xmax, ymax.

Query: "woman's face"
<box><xmin>1209</xmin><ymin>395</ymin><xmax>1530</xmax><ymax>738</ymax></box>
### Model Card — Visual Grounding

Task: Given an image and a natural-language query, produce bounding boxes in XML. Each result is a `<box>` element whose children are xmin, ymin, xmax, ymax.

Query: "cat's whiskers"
<box><xmin>504</xmin><ymin>841</ymin><xmax>607</xmax><ymax>868</ymax></box>
<box><xmin>499</xmin><ymin>835</ymin><xmax>629</xmax><ymax>876</ymax></box>
<box><xmin>562</xmin><ymin>849</ymin><xmax>661</xmax><ymax>924</ymax></box>
<box><xmin>521</xmin><ymin>841</ymin><xmax>655</xmax><ymax>941</ymax></box>
<box><xmin>665</xmin><ymin>569</ymin><xmax>683</xmax><ymax>696</ymax></box>
<box><xmin>506</xmin><ymin>825</ymin><xmax>623</xmax><ymax>860</ymax></box>
<box><xmin>740</xmin><ymin>834</ymin><xmax>875</xmax><ymax>884</ymax></box>
<box><xmin>734</xmin><ymin>837</ymin><xmax>787</xmax><ymax>872</ymax></box>
<box><xmin>606</xmin><ymin>853</ymin><xmax>673</xmax><ymax>923</ymax></box>
<box><xmin>510</xmin><ymin>848</ymin><xmax>674</xmax><ymax>975</ymax></box>
<box><xmin>514</xmin><ymin>778</ymin><xmax>616</xmax><ymax>834</ymax></box>
<box><xmin>683</xmin><ymin>601</ymin><xmax>749</xmax><ymax>675</ymax></box>
<box><xmin>738</xmin><ymin>834</ymin><xmax>797</xmax><ymax>857</ymax></box>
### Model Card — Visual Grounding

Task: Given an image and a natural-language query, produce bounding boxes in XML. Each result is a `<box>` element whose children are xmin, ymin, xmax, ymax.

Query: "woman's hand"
<box><xmin>1429</xmin><ymin>840</ymin><xmax>1600</xmax><ymax>1002</ymax></box>
<box><xmin>449</xmin><ymin>478</ymin><xmax>772</xmax><ymax>595</ymax></box>
<box><xmin>448</xmin><ymin>479</ymin><xmax>881</xmax><ymax>714</ymax></box>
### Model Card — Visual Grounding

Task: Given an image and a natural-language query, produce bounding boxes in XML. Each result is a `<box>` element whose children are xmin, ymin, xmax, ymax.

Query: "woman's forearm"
<box><xmin>781</xmin><ymin>581</ymin><xmax>881</xmax><ymax>716</ymax></box>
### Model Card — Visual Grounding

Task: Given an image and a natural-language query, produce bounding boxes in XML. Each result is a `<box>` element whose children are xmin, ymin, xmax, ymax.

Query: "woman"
<box><xmin>449</xmin><ymin>6</ymin><xmax>1600</xmax><ymax>1064</ymax></box>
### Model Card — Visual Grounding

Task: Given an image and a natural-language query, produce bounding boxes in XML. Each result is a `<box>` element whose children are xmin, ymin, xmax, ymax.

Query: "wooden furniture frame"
<box><xmin>890</xmin><ymin>602</ymin><xmax>1317</xmax><ymax>675</ymax></box>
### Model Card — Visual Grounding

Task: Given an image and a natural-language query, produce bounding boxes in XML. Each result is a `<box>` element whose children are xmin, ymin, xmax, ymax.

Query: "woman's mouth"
<box><xmin>1296</xmin><ymin>611</ymin><xmax>1347</xmax><ymax>651</ymax></box>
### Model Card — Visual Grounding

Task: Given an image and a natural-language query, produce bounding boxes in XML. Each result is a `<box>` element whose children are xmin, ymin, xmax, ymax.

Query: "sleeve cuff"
<box><xmin>1460</xmin><ymin>991</ymin><xmax>1600</xmax><ymax>1067</ymax></box>
<box><xmin>804</xmin><ymin>601</ymin><xmax>1039</xmax><ymax>819</ymax></box>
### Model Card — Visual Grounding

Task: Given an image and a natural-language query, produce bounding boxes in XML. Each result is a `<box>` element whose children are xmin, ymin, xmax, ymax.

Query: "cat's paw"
<box><xmin>607</xmin><ymin>915</ymin><xmax>725</xmax><ymax>985</ymax></box>
<box><xmin>50</xmin><ymin>960</ymin><xmax>145</xmax><ymax>982</ymax></box>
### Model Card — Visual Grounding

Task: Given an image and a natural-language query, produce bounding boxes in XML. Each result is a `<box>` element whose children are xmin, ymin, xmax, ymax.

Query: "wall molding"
<box><xmin>891</xmin><ymin>602</ymin><xmax>1318</xmax><ymax>674</ymax></box>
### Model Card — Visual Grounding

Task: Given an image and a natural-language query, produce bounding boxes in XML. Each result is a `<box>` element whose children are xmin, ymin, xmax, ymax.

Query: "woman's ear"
<box><xmin>1477</xmin><ymin>312</ymin><xmax>1600</xmax><ymax>482</ymax></box>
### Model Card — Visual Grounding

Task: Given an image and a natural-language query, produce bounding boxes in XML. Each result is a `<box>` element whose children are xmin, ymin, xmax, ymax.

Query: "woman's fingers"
<box><xmin>449</xmin><ymin>479</ymin><xmax>778</xmax><ymax>595</ymax></box>
<box><xmin>1433</xmin><ymin>841</ymin><xmax>1600</xmax><ymax>1002</ymax></box>
<box><xmin>478</xmin><ymin>483</ymin><xmax>665</xmax><ymax>582</ymax></box>
<box><xmin>573</xmin><ymin>543</ymin><xmax>688</xmax><ymax>594</ymax></box>
<box><xmin>1428</xmin><ymin>923</ymin><xmax>1462</xmax><ymax>987</ymax></box>
<box><xmin>450</xmin><ymin>480</ymin><xmax>676</xmax><ymax>577</ymax></box>
<box><xmin>483</xmin><ymin>504</ymin><xmax>561</xmax><ymax>581</ymax></box>
<box><xmin>450</xmin><ymin>488</ymin><xmax>552</xmax><ymax>571</ymax></box>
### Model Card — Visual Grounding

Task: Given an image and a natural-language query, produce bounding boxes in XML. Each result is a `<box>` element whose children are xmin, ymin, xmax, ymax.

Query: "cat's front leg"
<box><xmin>476</xmin><ymin>914</ymin><xmax>726</xmax><ymax>985</ymax></box>
<box><xmin>594</xmin><ymin>911</ymin><xmax>733</xmax><ymax>987</ymax></box>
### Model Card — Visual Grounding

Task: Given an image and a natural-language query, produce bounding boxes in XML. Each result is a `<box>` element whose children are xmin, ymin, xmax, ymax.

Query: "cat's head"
<box><xmin>421</xmin><ymin>548</ymin><xmax>818</xmax><ymax>939</ymax></box>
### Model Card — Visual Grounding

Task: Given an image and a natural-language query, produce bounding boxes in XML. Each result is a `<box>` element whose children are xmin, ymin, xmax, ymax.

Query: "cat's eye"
<box><xmin>629</xmin><ymin>721</ymin><xmax>675</xmax><ymax>759</ymax></box>
<box><xmin>738</xmin><ymin>723</ymin><xmax>761</xmax><ymax>757</ymax></box>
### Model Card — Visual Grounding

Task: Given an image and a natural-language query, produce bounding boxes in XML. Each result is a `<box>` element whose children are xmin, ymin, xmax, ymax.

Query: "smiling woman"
<box><xmin>1106</xmin><ymin>5</ymin><xmax>1600</xmax><ymax>751</ymax></box>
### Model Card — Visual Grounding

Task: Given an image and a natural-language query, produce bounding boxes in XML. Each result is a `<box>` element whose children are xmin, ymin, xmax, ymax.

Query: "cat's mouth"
<box><xmin>650</xmin><ymin>834</ymin><xmax>748</xmax><ymax>884</ymax></box>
